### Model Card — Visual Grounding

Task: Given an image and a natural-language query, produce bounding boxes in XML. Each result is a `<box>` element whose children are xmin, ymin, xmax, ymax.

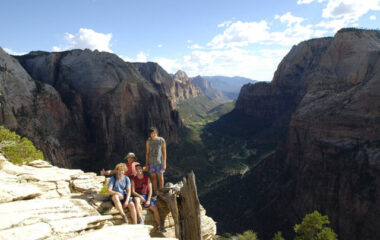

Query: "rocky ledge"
<box><xmin>0</xmin><ymin>154</ymin><xmax>216</xmax><ymax>240</ymax></box>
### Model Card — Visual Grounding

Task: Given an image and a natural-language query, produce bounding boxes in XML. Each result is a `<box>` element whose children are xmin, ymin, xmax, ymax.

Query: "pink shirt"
<box><xmin>126</xmin><ymin>162</ymin><xmax>139</xmax><ymax>177</ymax></box>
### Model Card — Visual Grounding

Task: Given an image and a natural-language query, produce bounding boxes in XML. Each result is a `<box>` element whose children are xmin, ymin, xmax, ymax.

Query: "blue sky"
<box><xmin>1</xmin><ymin>0</ymin><xmax>379</xmax><ymax>81</ymax></box>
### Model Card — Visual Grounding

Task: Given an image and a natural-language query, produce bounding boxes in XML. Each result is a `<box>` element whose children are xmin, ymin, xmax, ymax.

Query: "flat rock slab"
<box><xmin>0</xmin><ymin>198</ymin><xmax>99</xmax><ymax>230</ymax></box>
<box><xmin>69</xmin><ymin>224</ymin><xmax>155</xmax><ymax>240</ymax></box>
<box><xmin>49</xmin><ymin>215</ymin><xmax>114</xmax><ymax>233</ymax></box>
<box><xmin>0</xmin><ymin>222</ymin><xmax>51</xmax><ymax>240</ymax></box>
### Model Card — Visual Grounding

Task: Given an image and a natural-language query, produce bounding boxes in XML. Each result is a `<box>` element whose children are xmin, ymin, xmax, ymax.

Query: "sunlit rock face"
<box><xmin>202</xmin><ymin>29</ymin><xmax>380</xmax><ymax>240</ymax></box>
<box><xmin>133</xmin><ymin>63</ymin><xmax>203</xmax><ymax>108</ymax></box>
<box><xmin>1</xmin><ymin>49</ymin><xmax>182</xmax><ymax>170</ymax></box>
<box><xmin>0</xmin><ymin>154</ymin><xmax>216</xmax><ymax>240</ymax></box>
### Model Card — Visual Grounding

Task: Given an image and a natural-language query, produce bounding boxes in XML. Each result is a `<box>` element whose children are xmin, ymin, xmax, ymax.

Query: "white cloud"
<box><xmin>207</xmin><ymin>20</ymin><xmax>271</xmax><ymax>48</ymax></box>
<box><xmin>317</xmin><ymin>18</ymin><xmax>350</xmax><ymax>32</ymax></box>
<box><xmin>120</xmin><ymin>51</ymin><xmax>149</xmax><ymax>62</ymax></box>
<box><xmin>188</xmin><ymin>44</ymin><xmax>204</xmax><ymax>49</ymax></box>
<box><xmin>207</xmin><ymin>13</ymin><xmax>317</xmax><ymax>49</ymax></box>
<box><xmin>297</xmin><ymin>0</ymin><xmax>314</xmax><ymax>4</ymax></box>
<box><xmin>153</xmin><ymin>57</ymin><xmax>183</xmax><ymax>74</ymax></box>
<box><xmin>275</xmin><ymin>12</ymin><xmax>305</xmax><ymax>26</ymax></box>
<box><xmin>297</xmin><ymin>0</ymin><xmax>325</xmax><ymax>4</ymax></box>
<box><xmin>136</xmin><ymin>51</ymin><xmax>148</xmax><ymax>62</ymax></box>
<box><xmin>157</xmin><ymin>44</ymin><xmax>163</xmax><ymax>48</ymax></box>
<box><xmin>322</xmin><ymin>0</ymin><xmax>380</xmax><ymax>22</ymax></box>
<box><xmin>370</xmin><ymin>15</ymin><xmax>377</xmax><ymax>20</ymax></box>
<box><xmin>53</xmin><ymin>28</ymin><xmax>112</xmax><ymax>52</ymax></box>
<box><xmin>3</xmin><ymin>48</ymin><xmax>27</xmax><ymax>55</ymax></box>
<box><xmin>153</xmin><ymin>48</ymin><xmax>288</xmax><ymax>81</ymax></box>
<box><xmin>218</xmin><ymin>20</ymin><xmax>233</xmax><ymax>28</ymax></box>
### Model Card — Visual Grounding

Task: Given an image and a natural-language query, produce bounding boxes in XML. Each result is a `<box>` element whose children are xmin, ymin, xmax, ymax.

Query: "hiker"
<box><xmin>145</xmin><ymin>127</ymin><xmax>166</xmax><ymax>195</ymax></box>
<box><xmin>107</xmin><ymin>163</ymin><xmax>137</xmax><ymax>224</ymax></box>
<box><xmin>101</xmin><ymin>152</ymin><xmax>140</xmax><ymax>178</ymax></box>
<box><xmin>131</xmin><ymin>164</ymin><xmax>166</xmax><ymax>232</ymax></box>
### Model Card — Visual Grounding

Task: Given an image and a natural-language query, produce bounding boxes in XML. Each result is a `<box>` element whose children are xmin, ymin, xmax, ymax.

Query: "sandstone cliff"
<box><xmin>132</xmin><ymin>63</ymin><xmax>203</xmax><ymax>108</ymax></box>
<box><xmin>202</xmin><ymin>29</ymin><xmax>380</xmax><ymax>240</ymax></box>
<box><xmin>0</xmin><ymin>49</ymin><xmax>182</xmax><ymax>170</ymax></box>
<box><xmin>0</xmin><ymin>153</ymin><xmax>216</xmax><ymax>240</ymax></box>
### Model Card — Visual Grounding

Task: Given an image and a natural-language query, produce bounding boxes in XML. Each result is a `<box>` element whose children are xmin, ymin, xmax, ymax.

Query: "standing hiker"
<box><xmin>145</xmin><ymin>127</ymin><xmax>166</xmax><ymax>195</ymax></box>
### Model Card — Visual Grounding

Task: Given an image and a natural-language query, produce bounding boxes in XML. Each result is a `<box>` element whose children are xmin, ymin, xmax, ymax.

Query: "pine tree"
<box><xmin>294</xmin><ymin>211</ymin><xmax>338</xmax><ymax>240</ymax></box>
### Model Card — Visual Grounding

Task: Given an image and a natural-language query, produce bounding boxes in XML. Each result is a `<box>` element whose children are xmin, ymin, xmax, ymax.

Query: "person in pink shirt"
<box><xmin>101</xmin><ymin>152</ymin><xmax>140</xmax><ymax>178</ymax></box>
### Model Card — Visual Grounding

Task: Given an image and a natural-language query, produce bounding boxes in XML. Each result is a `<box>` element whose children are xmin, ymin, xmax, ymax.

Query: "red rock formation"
<box><xmin>202</xmin><ymin>29</ymin><xmax>380</xmax><ymax>240</ymax></box>
<box><xmin>132</xmin><ymin>63</ymin><xmax>203</xmax><ymax>108</ymax></box>
<box><xmin>1</xmin><ymin>49</ymin><xmax>182</xmax><ymax>171</ymax></box>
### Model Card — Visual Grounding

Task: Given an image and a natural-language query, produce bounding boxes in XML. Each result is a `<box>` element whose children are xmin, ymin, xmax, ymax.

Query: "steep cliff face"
<box><xmin>1</xmin><ymin>49</ymin><xmax>182</xmax><ymax>170</ymax></box>
<box><xmin>0</xmin><ymin>48</ymin><xmax>88</xmax><ymax>168</ymax></box>
<box><xmin>133</xmin><ymin>63</ymin><xmax>203</xmax><ymax>108</ymax></box>
<box><xmin>202</xmin><ymin>29</ymin><xmax>380</xmax><ymax>240</ymax></box>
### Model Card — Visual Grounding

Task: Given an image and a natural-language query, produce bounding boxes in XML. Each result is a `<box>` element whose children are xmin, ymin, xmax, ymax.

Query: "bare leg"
<box><xmin>134</xmin><ymin>197</ymin><xmax>143</xmax><ymax>219</ymax></box>
<box><xmin>127</xmin><ymin>202</ymin><xmax>137</xmax><ymax>224</ymax></box>
<box><xmin>158</xmin><ymin>173</ymin><xmax>164</xmax><ymax>190</ymax></box>
<box><xmin>149</xmin><ymin>205</ymin><xmax>161</xmax><ymax>227</ymax></box>
<box><xmin>151</xmin><ymin>173</ymin><xmax>158</xmax><ymax>194</ymax></box>
<box><xmin>112</xmin><ymin>195</ymin><xmax>126</xmax><ymax>217</ymax></box>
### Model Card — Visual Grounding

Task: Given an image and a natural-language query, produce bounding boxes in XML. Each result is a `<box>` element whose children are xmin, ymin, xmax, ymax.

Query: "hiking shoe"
<box><xmin>158</xmin><ymin>225</ymin><xmax>166</xmax><ymax>232</ymax></box>
<box><xmin>123</xmin><ymin>215</ymin><xmax>128</xmax><ymax>224</ymax></box>
<box><xmin>138</xmin><ymin>217</ymin><xmax>144</xmax><ymax>225</ymax></box>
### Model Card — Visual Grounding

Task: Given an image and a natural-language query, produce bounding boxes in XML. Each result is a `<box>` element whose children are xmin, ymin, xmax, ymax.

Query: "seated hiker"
<box><xmin>107</xmin><ymin>163</ymin><xmax>137</xmax><ymax>224</ymax></box>
<box><xmin>131</xmin><ymin>164</ymin><xmax>166</xmax><ymax>232</ymax></box>
<box><xmin>101</xmin><ymin>152</ymin><xmax>140</xmax><ymax>178</ymax></box>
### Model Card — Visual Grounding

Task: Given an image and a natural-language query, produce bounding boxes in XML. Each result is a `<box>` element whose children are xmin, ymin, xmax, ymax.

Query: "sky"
<box><xmin>1</xmin><ymin>0</ymin><xmax>379</xmax><ymax>81</ymax></box>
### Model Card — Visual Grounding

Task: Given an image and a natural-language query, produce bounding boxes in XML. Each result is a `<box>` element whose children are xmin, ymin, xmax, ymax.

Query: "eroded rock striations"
<box><xmin>202</xmin><ymin>29</ymin><xmax>380</xmax><ymax>240</ymax></box>
<box><xmin>132</xmin><ymin>63</ymin><xmax>203</xmax><ymax>108</ymax></box>
<box><xmin>0</xmin><ymin>48</ymin><xmax>183</xmax><ymax>170</ymax></box>
<box><xmin>0</xmin><ymin>153</ymin><xmax>216</xmax><ymax>240</ymax></box>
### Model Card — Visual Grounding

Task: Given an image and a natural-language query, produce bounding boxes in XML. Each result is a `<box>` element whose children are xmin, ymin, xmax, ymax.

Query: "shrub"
<box><xmin>237</xmin><ymin>230</ymin><xmax>258</xmax><ymax>240</ymax></box>
<box><xmin>0</xmin><ymin>126</ymin><xmax>44</xmax><ymax>165</ymax></box>
<box><xmin>272</xmin><ymin>231</ymin><xmax>285</xmax><ymax>240</ymax></box>
<box><xmin>99</xmin><ymin>179</ymin><xmax>109</xmax><ymax>195</ymax></box>
<box><xmin>294</xmin><ymin>211</ymin><xmax>338</xmax><ymax>240</ymax></box>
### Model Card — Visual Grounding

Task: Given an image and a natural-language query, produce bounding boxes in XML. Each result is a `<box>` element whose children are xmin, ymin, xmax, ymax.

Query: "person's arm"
<box><xmin>123</xmin><ymin>185</ymin><xmax>131</xmax><ymax>208</ymax></box>
<box><xmin>145</xmin><ymin>140</ymin><xmax>150</xmax><ymax>171</ymax></box>
<box><xmin>100</xmin><ymin>169</ymin><xmax>114</xmax><ymax>176</ymax></box>
<box><xmin>162</xmin><ymin>138</ymin><xmax>167</xmax><ymax>171</ymax></box>
<box><xmin>145</xmin><ymin>178</ymin><xmax>153</xmax><ymax>207</ymax></box>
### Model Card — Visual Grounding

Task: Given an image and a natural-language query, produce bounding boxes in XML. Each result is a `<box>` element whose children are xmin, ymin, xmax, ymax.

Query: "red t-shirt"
<box><xmin>125</xmin><ymin>162</ymin><xmax>139</xmax><ymax>178</ymax></box>
<box><xmin>133</xmin><ymin>175</ymin><xmax>149</xmax><ymax>195</ymax></box>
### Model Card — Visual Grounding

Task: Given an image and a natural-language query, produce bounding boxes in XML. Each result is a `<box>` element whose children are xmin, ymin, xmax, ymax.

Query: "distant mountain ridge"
<box><xmin>201</xmin><ymin>76</ymin><xmax>257</xmax><ymax>99</ymax></box>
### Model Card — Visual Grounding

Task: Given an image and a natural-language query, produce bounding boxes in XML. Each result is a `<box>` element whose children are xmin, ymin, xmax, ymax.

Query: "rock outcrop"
<box><xmin>0</xmin><ymin>153</ymin><xmax>216</xmax><ymax>240</ymax></box>
<box><xmin>202</xmin><ymin>29</ymin><xmax>380</xmax><ymax>240</ymax></box>
<box><xmin>0</xmin><ymin>48</ymin><xmax>183</xmax><ymax>170</ymax></box>
<box><xmin>132</xmin><ymin>63</ymin><xmax>203</xmax><ymax>108</ymax></box>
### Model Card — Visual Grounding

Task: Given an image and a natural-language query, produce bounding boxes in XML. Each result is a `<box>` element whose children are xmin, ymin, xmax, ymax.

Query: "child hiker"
<box><xmin>131</xmin><ymin>164</ymin><xmax>166</xmax><ymax>232</ymax></box>
<box><xmin>101</xmin><ymin>152</ymin><xmax>140</xmax><ymax>178</ymax></box>
<box><xmin>145</xmin><ymin>127</ymin><xmax>166</xmax><ymax>195</ymax></box>
<box><xmin>107</xmin><ymin>163</ymin><xmax>137</xmax><ymax>224</ymax></box>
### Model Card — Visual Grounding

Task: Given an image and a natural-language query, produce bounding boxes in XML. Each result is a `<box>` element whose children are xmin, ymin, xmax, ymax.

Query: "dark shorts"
<box><xmin>109</xmin><ymin>194</ymin><xmax>132</xmax><ymax>206</ymax></box>
<box><xmin>140</xmin><ymin>194</ymin><xmax>156</xmax><ymax>208</ymax></box>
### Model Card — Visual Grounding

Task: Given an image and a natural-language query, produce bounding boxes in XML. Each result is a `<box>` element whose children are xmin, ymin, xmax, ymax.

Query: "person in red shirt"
<box><xmin>131</xmin><ymin>164</ymin><xmax>166</xmax><ymax>232</ymax></box>
<box><xmin>101</xmin><ymin>152</ymin><xmax>140</xmax><ymax>178</ymax></box>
